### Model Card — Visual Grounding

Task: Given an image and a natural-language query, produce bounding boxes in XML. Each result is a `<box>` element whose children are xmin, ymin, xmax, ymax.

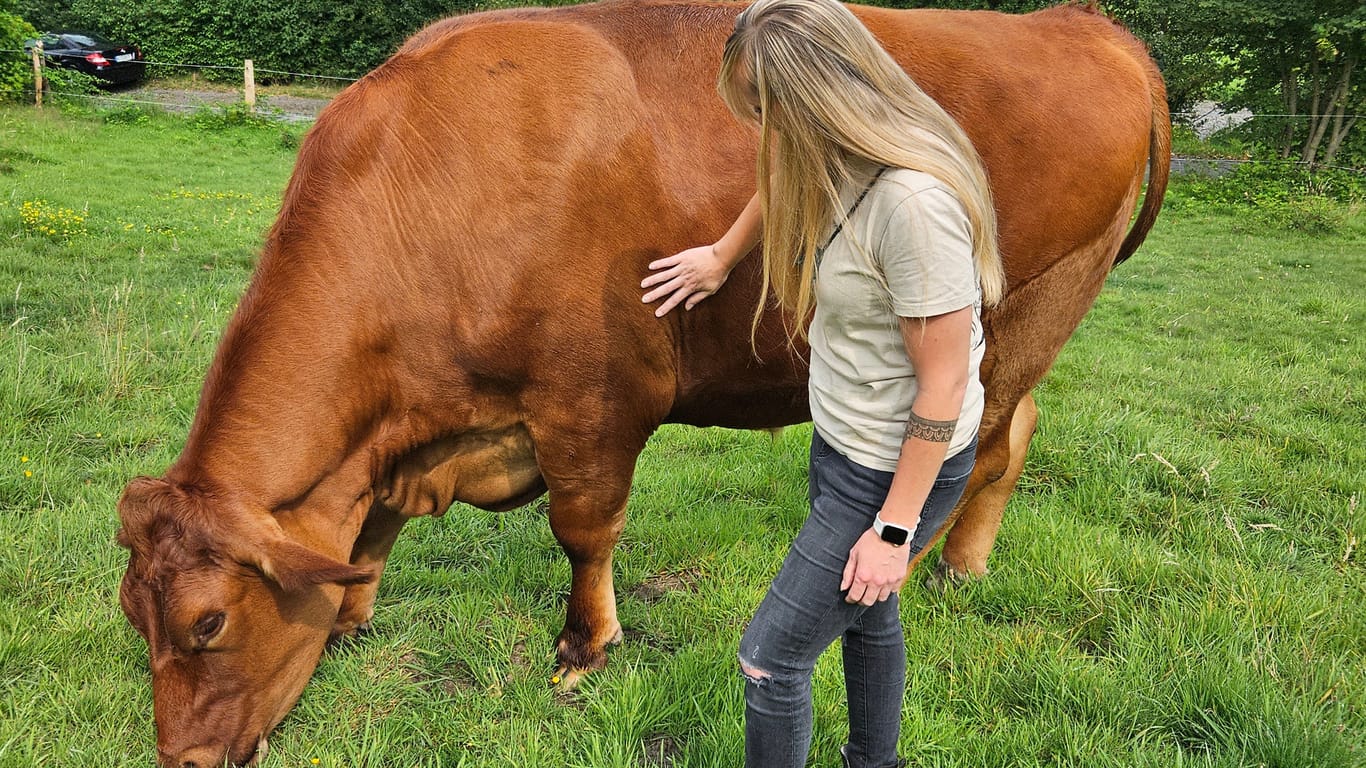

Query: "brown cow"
<box><xmin>115</xmin><ymin>1</ymin><xmax>1168</xmax><ymax>764</ymax></box>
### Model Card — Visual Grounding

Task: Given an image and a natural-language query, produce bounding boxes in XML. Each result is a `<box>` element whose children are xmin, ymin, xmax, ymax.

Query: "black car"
<box><xmin>28</xmin><ymin>31</ymin><xmax>146</xmax><ymax>86</ymax></box>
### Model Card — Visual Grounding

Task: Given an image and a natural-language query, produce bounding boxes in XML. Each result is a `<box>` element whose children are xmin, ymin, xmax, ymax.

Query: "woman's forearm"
<box><xmin>878</xmin><ymin>310</ymin><xmax>973</xmax><ymax>532</ymax></box>
<box><xmin>713</xmin><ymin>192</ymin><xmax>762</xmax><ymax>267</ymax></box>
<box><xmin>878</xmin><ymin>385</ymin><xmax>966</xmax><ymax>532</ymax></box>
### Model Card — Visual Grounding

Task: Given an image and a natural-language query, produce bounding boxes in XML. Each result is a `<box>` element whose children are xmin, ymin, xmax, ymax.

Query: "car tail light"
<box><xmin>85</xmin><ymin>52</ymin><xmax>109</xmax><ymax>65</ymax></box>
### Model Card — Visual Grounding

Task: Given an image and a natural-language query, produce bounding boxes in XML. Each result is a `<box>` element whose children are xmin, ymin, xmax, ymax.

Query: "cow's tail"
<box><xmin>1112</xmin><ymin>45</ymin><xmax>1171</xmax><ymax>268</ymax></box>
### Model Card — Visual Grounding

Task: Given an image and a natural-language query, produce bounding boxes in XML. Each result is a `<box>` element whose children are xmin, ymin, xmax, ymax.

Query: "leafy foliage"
<box><xmin>41</xmin><ymin>61</ymin><xmax>99</xmax><ymax>100</ymax></box>
<box><xmin>0</xmin><ymin>8</ymin><xmax>36</xmax><ymax>102</ymax></box>
<box><xmin>1167</xmin><ymin>0</ymin><xmax>1364</xmax><ymax>165</ymax></box>
<box><xmin>19</xmin><ymin>0</ymin><xmax>519</xmax><ymax>80</ymax></box>
<box><xmin>1167</xmin><ymin>162</ymin><xmax>1364</xmax><ymax>234</ymax></box>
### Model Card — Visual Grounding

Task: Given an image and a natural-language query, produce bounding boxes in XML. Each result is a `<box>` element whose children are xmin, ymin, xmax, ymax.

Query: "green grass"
<box><xmin>1</xmin><ymin>104</ymin><xmax>1362</xmax><ymax>767</ymax></box>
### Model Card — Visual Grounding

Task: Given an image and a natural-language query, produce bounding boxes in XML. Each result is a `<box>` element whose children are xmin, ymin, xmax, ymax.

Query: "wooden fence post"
<box><xmin>32</xmin><ymin>42</ymin><xmax>42</xmax><ymax>109</ymax></box>
<box><xmin>244</xmin><ymin>59</ymin><xmax>255</xmax><ymax>112</ymax></box>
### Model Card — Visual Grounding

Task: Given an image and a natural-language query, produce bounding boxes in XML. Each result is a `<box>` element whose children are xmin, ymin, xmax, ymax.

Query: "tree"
<box><xmin>1105</xmin><ymin>0</ymin><xmax>1234</xmax><ymax>111</ymax></box>
<box><xmin>1199</xmin><ymin>0</ymin><xmax>1364</xmax><ymax>166</ymax></box>
<box><xmin>883</xmin><ymin>0</ymin><xmax>1364</xmax><ymax>166</ymax></box>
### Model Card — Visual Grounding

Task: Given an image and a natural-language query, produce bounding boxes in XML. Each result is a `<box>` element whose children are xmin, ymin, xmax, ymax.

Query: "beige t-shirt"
<box><xmin>808</xmin><ymin>167</ymin><xmax>985</xmax><ymax>472</ymax></box>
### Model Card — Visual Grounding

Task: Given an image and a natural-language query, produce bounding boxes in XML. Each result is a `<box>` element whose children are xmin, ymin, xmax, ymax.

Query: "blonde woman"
<box><xmin>641</xmin><ymin>0</ymin><xmax>1004</xmax><ymax>765</ymax></box>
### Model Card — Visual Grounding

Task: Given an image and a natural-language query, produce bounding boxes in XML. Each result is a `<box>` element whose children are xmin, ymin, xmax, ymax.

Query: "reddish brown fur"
<box><xmin>115</xmin><ymin>2</ymin><xmax>1168</xmax><ymax>764</ymax></box>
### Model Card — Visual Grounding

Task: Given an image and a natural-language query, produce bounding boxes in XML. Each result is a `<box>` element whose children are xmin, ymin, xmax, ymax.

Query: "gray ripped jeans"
<box><xmin>739</xmin><ymin>429</ymin><xmax>976</xmax><ymax>768</ymax></box>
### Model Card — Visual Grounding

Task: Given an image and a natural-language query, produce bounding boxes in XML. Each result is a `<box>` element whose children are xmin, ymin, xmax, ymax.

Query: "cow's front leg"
<box><xmin>547</xmin><ymin>483</ymin><xmax>629</xmax><ymax>688</ymax></box>
<box><xmin>332</xmin><ymin>501</ymin><xmax>408</xmax><ymax>641</ymax></box>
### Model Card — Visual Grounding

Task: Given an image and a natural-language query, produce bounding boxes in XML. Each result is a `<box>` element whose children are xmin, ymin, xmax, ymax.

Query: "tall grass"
<box><xmin>0</xmin><ymin>105</ymin><xmax>1361</xmax><ymax>767</ymax></box>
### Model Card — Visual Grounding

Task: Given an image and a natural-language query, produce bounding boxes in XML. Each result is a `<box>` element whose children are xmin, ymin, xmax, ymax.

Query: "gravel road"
<box><xmin>124</xmin><ymin>84</ymin><xmax>333</xmax><ymax>123</ymax></box>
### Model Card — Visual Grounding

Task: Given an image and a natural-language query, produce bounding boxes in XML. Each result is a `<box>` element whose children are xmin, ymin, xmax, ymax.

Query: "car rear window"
<box><xmin>61</xmin><ymin>33</ymin><xmax>111</xmax><ymax>48</ymax></box>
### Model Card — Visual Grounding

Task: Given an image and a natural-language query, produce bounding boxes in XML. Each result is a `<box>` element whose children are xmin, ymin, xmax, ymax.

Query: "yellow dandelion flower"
<box><xmin>20</xmin><ymin>456</ymin><xmax>28</xmax><ymax>463</ymax></box>
<box><xmin>24</xmin><ymin>470</ymin><xmax>32</xmax><ymax>478</ymax></box>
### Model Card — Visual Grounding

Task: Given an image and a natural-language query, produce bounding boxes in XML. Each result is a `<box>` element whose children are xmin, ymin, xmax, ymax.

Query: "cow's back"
<box><xmin>268</xmin><ymin>0</ymin><xmax>1160</xmax><ymax>429</ymax></box>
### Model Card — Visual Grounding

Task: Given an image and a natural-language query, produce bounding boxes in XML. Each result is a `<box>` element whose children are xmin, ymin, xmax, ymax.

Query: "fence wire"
<box><xmin>19</xmin><ymin>87</ymin><xmax>240</xmax><ymax>112</ymax></box>
<box><xmin>3</xmin><ymin>48</ymin><xmax>360</xmax><ymax>82</ymax></box>
<box><xmin>0</xmin><ymin>47</ymin><xmax>1361</xmax><ymax>110</ymax></box>
<box><xmin>3</xmin><ymin>48</ymin><xmax>1363</xmax><ymax>163</ymax></box>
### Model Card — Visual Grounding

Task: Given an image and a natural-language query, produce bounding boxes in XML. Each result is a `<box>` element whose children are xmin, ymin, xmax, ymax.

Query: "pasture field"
<box><xmin>0</xmin><ymin>105</ymin><xmax>1363</xmax><ymax>767</ymax></box>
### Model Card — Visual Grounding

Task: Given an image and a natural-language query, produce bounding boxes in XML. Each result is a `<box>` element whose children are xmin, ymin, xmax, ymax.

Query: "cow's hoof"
<box><xmin>550</xmin><ymin>624</ymin><xmax>624</xmax><ymax>691</ymax></box>
<box><xmin>923</xmin><ymin>559</ymin><xmax>980</xmax><ymax>592</ymax></box>
<box><xmin>328</xmin><ymin>618</ymin><xmax>373</xmax><ymax>644</ymax></box>
<box><xmin>550</xmin><ymin>665</ymin><xmax>588</xmax><ymax>691</ymax></box>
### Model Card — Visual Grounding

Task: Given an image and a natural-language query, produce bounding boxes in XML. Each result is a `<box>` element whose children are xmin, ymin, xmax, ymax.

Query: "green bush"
<box><xmin>189</xmin><ymin>100</ymin><xmax>281</xmax><ymax>130</ymax></box>
<box><xmin>40</xmin><ymin>63</ymin><xmax>97</xmax><ymax>99</ymax></box>
<box><xmin>1167</xmin><ymin>162</ymin><xmax>1364</xmax><ymax>234</ymax></box>
<box><xmin>102</xmin><ymin>103</ymin><xmax>154</xmax><ymax>125</ymax></box>
<box><xmin>0</xmin><ymin>10</ymin><xmax>36</xmax><ymax>102</ymax></box>
<box><xmin>28</xmin><ymin>0</ymin><xmax>492</xmax><ymax>80</ymax></box>
<box><xmin>1258</xmin><ymin>195</ymin><xmax>1354</xmax><ymax>235</ymax></box>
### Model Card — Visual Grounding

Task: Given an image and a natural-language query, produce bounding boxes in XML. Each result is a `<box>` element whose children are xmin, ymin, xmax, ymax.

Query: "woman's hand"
<box><xmin>641</xmin><ymin>244</ymin><xmax>731</xmax><ymax>317</ymax></box>
<box><xmin>841</xmin><ymin>529</ymin><xmax>911</xmax><ymax>605</ymax></box>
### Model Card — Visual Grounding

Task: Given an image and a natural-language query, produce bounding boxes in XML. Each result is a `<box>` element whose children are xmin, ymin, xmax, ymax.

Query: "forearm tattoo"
<box><xmin>905</xmin><ymin>411</ymin><xmax>957</xmax><ymax>443</ymax></box>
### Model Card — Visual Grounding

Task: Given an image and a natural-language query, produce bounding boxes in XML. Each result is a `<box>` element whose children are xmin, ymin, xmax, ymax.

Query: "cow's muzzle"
<box><xmin>157</xmin><ymin>734</ymin><xmax>267</xmax><ymax>768</ymax></box>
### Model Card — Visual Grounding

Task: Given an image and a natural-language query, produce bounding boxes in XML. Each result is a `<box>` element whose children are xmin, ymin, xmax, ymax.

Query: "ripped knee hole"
<box><xmin>738</xmin><ymin>656</ymin><xmax>771</xmax><ymax>685</ymax></box>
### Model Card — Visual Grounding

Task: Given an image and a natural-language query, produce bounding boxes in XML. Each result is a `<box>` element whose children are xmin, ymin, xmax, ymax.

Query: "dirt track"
<box><xmin>121</xmin><ymin>84</ymin><xmax>333</xmax><ymax>123</ymax></box>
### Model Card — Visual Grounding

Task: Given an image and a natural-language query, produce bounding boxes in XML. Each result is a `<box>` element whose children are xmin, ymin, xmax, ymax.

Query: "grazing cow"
<box><xmin>115</xmin><ymin>1</ymin><xmax>1168</xmax><ymax>764</ymax></box>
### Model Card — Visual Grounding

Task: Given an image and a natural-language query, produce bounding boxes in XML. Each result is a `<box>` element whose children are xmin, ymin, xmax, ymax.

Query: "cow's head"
<box><xmin>116</xmin><ymin>476</ymin><xmax>373</xmax><ymax>768</ymax></box>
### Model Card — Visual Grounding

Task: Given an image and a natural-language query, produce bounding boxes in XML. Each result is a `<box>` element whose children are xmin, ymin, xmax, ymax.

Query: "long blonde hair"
<box><xmin>718</xmin><ymin>0</ymin><xmax>1004</xmax><ymax>342</ymax></box>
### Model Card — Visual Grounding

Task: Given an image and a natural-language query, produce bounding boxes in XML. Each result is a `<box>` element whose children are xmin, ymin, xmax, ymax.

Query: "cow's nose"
<box><xmin>158</xmin><ymin>744</ymin><xmax>227</xmax><ymax>768</ymax></box>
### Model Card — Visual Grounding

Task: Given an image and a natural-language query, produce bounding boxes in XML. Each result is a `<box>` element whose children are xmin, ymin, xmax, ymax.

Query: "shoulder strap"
<box><xmin>800</xmin><ymin>165</ymin><xmax>889</xmax><ymax>269</ymax></box>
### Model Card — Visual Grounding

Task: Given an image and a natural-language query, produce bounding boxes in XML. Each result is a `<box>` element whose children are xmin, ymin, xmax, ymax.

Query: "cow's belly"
<box><xmin>668</xmin><ymin>381</ymin><xmax>810</xmax><ymax>430</ymax></box>
<box><xmin>381</xmin><ymin>424</ymin><xmax>546</xmax><ymax>516</ymax></box>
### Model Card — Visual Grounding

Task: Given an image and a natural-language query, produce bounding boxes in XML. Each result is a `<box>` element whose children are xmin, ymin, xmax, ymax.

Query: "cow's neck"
<box><xmin>166</xmin><ymin>266</ymin><xmax>393</xmax><ymax>557</ymax></box>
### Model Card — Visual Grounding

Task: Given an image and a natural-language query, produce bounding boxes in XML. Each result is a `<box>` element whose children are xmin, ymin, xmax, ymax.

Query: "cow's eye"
<box><xmin>192</xmin><ymin>612</ymin><xmax>226</xmax><ymax>645</ymax></box>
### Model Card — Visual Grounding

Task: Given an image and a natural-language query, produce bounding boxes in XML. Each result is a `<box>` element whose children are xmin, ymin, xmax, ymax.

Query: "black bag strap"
<box><xmin>799</xmin><ymin>165</ymin><xmax>888</xmax><ymax>269</ymax></box>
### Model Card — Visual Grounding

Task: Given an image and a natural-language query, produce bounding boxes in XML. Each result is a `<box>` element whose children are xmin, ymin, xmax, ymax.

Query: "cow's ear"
<box><xmin>253</xmin><ymin>537</ymin><xmax>376</xmax><ymax>592</ymax></box>
<box><xmin>116</xmin><ymin>475</ymin><xmax>176</xmax><ymax>549</ymax></box>
<box><xmin>231</xmin><ymin>514</ymin><xmax>375</xmax><ymax>591</ymax></box>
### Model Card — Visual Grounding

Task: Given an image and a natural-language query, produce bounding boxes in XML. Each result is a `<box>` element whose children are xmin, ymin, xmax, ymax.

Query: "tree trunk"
<box><xmin>1301</xmin><ymin>54</ymin><xmax>1353</xmax><ymax>167</ymax></box>
<box><xmin>1323</xmin><ymin>114</ymin><xmax>1359</xmax><ymax>166</ymax></box>
<box><xmin>1279</xmin><ymin>67</ymin><xmax>1298</xmax><ymax>159</ymax></box>
<box><xmin>1320</xmin><ymin>50</ymin><xmax>1358</xmax><ymax>166</ymax></box>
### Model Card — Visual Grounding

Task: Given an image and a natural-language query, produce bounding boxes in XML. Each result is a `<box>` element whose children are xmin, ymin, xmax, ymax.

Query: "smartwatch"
<box><xmin>872</xmin><ymin>513</ymin><xmax>913</xmax><ymax>547</ymax></box>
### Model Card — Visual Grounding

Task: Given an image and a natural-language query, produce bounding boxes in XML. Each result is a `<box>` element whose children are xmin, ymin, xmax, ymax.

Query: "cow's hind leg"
<box><xmin>331</xmin><ymin>501</ymin><xmax>408</xmax><ymax>641</ymax></box>
<box><xmin>932</xmin><ymin>393</ymin><xmax>1038</xmax><ymax>586</ymax></box>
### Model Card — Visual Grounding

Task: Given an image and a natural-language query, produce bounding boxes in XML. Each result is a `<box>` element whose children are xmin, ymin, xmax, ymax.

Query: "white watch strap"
<box><xmin>873</xmin><ymin>513</ymin><xmax>915</xmax><ymax>539</ymax></box>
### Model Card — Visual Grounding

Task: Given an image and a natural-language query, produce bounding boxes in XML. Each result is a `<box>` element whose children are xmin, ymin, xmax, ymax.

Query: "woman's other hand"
<box><xmin>841</xmin><ymin>529</ymin><xmax>911</xmax><ymax>605</ymax></box>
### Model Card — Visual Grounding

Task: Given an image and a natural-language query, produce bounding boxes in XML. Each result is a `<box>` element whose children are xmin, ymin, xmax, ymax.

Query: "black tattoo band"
<box><xmin>905</xmin><ymin>412</ymin><xmax>957</xmax><ymax>443</ymax></box>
